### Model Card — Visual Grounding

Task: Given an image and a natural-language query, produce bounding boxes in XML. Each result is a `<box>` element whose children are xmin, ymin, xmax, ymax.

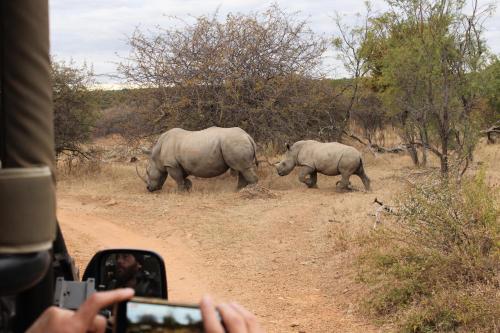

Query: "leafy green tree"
<box><xmin>481</xmin><ymin>57</ymin><xmax>500</xmax><ymax>123</ymax></box>
<box><xmin>51</xmin><ymin>60</ymin><xmax>97</xmax><ymax>155</ymax></box>
<box><xmin>332</xmin><ymin>2</ymin><xmax>376</xmax><ymax>140</ymax></box>
<box><xmin>361</xmin><ymin>0</ymin><xmax>493</xmax><ymax>173</ymax></box>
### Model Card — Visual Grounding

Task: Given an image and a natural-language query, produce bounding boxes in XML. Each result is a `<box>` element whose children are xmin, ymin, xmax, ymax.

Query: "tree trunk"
<box><xmin>419</xmin><ymin>127</ymin><xmax>428</xmax><ymax>167</ymax></box>
<box><xmin>440</xmin><ymin>154</ymin><xmax>448</xmax><ymax>175</ymax></box>
<box><xmin>408</xmin><ymin>144</ymin><xmax>420</xmax><ymax>166</ymax></box>
<box><xmin>440</xmin><ymin>48</ymin><xmax>450</xmax><ymax>175</ymax></box>
<box><xmin>403</xmin><ymin>125</ymin><xmax>419</xmax><ymax>166</ymax></box>
<box><xmin>440</xmin><ymin>131</ymin><xmax>449</xmax><ymax>175</ymax></box>
<box><xmin>337</xmin><ymin>81</ymin><xmax>360</xmax><ymax>143</ymax></box>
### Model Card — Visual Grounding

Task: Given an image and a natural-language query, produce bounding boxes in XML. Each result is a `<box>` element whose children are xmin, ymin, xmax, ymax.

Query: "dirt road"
<box><xmin>58</xmin><ymin>188</ymin><xmax>382</xmax><ymax>332</ymax></box>
<box><xmin>58</xmin><ymin>205</ymin><xmax>210</xmax><ymax>301</ymax></box>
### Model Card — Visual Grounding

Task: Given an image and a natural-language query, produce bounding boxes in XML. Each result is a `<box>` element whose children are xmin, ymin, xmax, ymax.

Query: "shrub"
<box><xmin>56</xmin><ymin>153</ymin><xmax>102</xmax><ymax>179</ymax></box>
<box><xmin>52</xmin><ymin>59</ymin><xmax>98</xmax><ymax>155</ymax></box>
<box><xmin>116</xmin><ymin>5</ymin><xmax>364</xmax><ymax>144</ymax></box>
<box><xmin>359</xmin><ymin>170</ymin><xmax>499</xmax><ymax>332</ymax></box>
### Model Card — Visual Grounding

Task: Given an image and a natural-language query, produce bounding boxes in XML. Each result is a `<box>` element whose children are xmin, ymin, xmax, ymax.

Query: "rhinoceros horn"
<box><xmin>140</xmin><ymin>147</ymin><xmax>152</xmax><ymax>155</ymax></box>
<box><xmin>135</xmin><ymin>162</ymin><xmax>148</xmax><ymax>184</ymax></box>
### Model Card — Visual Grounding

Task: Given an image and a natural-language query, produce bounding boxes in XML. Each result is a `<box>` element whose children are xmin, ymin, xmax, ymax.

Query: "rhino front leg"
<box><xmin>167</xmin><ymin>166</ymin><xmax>191</xmax><ymax>192</ymax></box>
<box><xmin>298</xmin><ymin>166</ymin><xmax>318</xmax><ymax>188</ymax></box>
<box><xmin>309</xmin><ymin>171</ymin><xmax>318</xmax><ymax>188</ymax></box>
<box><xmin>183</xmin><ymin>178</ymin><xmax>192</xmax><ymax>191</ymax></box>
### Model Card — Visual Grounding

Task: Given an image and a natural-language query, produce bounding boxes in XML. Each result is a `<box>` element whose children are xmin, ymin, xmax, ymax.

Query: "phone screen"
<box><xmin>115</xmin><ymin>298</ymin><xmax>210</xmax><ymax>333</ymax></box>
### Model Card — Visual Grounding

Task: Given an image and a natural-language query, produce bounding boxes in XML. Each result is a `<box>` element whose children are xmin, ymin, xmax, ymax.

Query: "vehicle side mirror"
<box><xmin>82</xmin><ymin>249</ymin><xmax>168</xmax><ymax>299</ymax></box>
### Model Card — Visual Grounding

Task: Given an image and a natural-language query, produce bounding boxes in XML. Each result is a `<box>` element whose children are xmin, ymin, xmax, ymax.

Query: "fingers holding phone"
<box><xmin>113</xmin><ymin>295</ymin><xmax>264</xmax><ymax>333</ymax></box>
<box><xmin>27</xmin><ymin>288</ymin><xmax>135</xmax><ymax>333</ymax></box>
<box><xmin>226</xmin><ymin>302</ymin><xmax>262</xmax><ymax>333</ymax></box>
<box><xmin>200</xmin><ymin>296</ymin><xmax>225</xmax><ymax>333</ymax></box>
<box><xmin>201</xmin><ymin>295</ymin><xmax>265</xmax><ymax>333</ymax></box>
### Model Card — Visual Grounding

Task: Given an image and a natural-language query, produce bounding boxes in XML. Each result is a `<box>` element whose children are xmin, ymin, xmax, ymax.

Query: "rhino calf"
<box><xmin>275</xmin><ymin>140</ymin><xmax>370</xmax><ymax>191</ymax></box>
<box><xmin>138</xmin><ymin>127</ymin><xmax>258</xmax><ymax>192</ymax></box>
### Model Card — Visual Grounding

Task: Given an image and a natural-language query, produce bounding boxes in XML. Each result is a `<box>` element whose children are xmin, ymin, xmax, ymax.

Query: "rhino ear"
<box><xmin>285</xmin><ymin>143</ymin><xmax>291</xmax><ymax>151</ymax></box>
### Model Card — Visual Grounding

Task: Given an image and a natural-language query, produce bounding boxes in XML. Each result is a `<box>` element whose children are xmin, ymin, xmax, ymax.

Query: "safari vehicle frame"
<box><xmin>0</xmin><ymin>2</ymin><xmax>167</xmax><ymax>332</ymax></box>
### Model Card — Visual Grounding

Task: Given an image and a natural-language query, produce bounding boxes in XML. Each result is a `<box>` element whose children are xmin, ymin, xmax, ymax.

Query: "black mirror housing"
<box><xmin>82</xmin><ymin>249</ymin><xmax>168</xmax><ymax>299</ymax></box>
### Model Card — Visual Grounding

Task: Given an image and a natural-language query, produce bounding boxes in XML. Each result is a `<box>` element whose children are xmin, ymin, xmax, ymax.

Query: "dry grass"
<box><xmin>357</xmin><ymin>166</ymin><xmax>499</xmax><ymax>332</ymax></box>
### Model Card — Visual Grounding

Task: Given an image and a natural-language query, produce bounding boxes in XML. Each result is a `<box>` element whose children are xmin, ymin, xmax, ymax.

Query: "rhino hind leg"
<box><xmin>237</xmin><ymin>168</ymin><xmax>258</xmax><ymax>190</ymax></box>
<box><xmin>336</xmin><ymin>179</ymin><xmax>352</xmax><ymax>188</ymax></box>
<box><xmin>354</xmin><ymin>162</ymin><xmax>371</xmax><ymax>191</ymax></box>
<box><xmin>237</xmin><ymin>173</ymin><xmax>248</xmax><ymax>189</ymax></box>
<box><xmin>336</xmin><ymin>174</ymin><xmax>352</xmax><ymax>191</ymax></box>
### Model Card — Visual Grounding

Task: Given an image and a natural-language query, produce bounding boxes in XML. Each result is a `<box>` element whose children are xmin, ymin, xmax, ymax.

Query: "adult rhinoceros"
<box><xmin>275</xmin><ymin>140</ymin><xmax>371</xmax><ymax>191</ymax></box>
<box><xmin>137</xmin><ymin>127</ymin><xmax>258</xmax><ymax>192</ymax></box>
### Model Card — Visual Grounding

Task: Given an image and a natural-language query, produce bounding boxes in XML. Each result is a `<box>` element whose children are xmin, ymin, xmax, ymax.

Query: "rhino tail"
<box><xmin>356</xmin><ymin>156</ymin><xmax>371</xmax><ymax>190</ymax></box>
<box><xmin>356</xmin><ymin>156</ymin><xmax>365</xmax><ymax>174</ymax></box>
<box><xmin>249</xmin><ymin>135</ymin><xmax>259</xmax><ymax>167</ymax></box>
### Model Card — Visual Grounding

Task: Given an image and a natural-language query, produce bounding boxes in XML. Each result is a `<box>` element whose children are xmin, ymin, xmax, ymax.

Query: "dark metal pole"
<box><xmin>0</xmin><ymin>1</ymin><xmax>56</xmax><ymax>331</ymax></box>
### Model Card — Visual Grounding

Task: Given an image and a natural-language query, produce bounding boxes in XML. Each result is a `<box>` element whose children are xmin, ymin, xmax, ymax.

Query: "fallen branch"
<box><xmin>342</xmin><ymin>130</ymin><xmax>406</xmax><ymax>155</ymax></box>
<box><xmin>342</xmin><ymin>130</ymin><xmax>367</xmax><ymax>145</ymax></box>
<box><xmin>256</xmin><ymin>159</ymin><xmax>276</xmax><ymax>167</ymax></box>
<box><xmin>372</xmin><ymin>197</ymin><xmax>398</xmax><ymax>229</ymax></box>
<box><xmin>58</xmin><ymin>147</ymin><xmax>92</xmax><ymax>160</ymax></box>
<box><xmin>480</xmin><ymin>123</ymin><xmax>500</xmax><ymax>144</ymax></box>
<box><xmin>407</xmin><ymin>141</ymin><xmax>443</xmax><ymax>158</ymax></box>
<box><xmin>255</xmin><ymin>154</ymin><xmax>279</xmax><ymax>167</ymax></box>
<box><xmin>368</xmin><ymin>143</ymin><xmax>406</xmax><ymax>154</ymax></box>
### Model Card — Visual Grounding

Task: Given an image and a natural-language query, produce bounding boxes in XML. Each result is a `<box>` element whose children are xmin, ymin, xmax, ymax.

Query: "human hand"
<box><xmin>200</xmin><ymin>295</ymin><xmax>265</xmax><ymax>333</ymax></box>
<box><xmin>27</xmin><ymin>288</ymin><xmax>134</xmax><ymax>333</ymax></box>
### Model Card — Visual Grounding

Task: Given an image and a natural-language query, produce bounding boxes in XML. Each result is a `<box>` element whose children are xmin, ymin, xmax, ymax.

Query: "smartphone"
<box><xmin>114</xmin><ymin>297</ymin><xmax>221</xmax><ymax>333</ymax></box>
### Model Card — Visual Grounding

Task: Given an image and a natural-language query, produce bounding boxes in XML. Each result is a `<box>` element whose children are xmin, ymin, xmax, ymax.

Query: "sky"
<box><xmin>49</xmin><ymin>0</ymin><xmax>500</xmax><ymax>88</ymax></box>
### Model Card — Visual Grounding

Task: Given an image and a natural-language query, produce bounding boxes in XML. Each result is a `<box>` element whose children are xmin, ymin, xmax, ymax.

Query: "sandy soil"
<box><xmin>56</xmin><ymin>138</ymin><xmax>499</xmax><ymax>333</ymax></box>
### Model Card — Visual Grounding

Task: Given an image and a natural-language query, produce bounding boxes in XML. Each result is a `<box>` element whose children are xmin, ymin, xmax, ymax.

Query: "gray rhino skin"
<box><xmin>275</xmin><ymin>140</ymin><xmax>370</xmax><ymax>191</ymax></box>
<box><xmin>145</xmin><ymin>127</ymin><xmax>258</xmax><ymax>192</ymax></box>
